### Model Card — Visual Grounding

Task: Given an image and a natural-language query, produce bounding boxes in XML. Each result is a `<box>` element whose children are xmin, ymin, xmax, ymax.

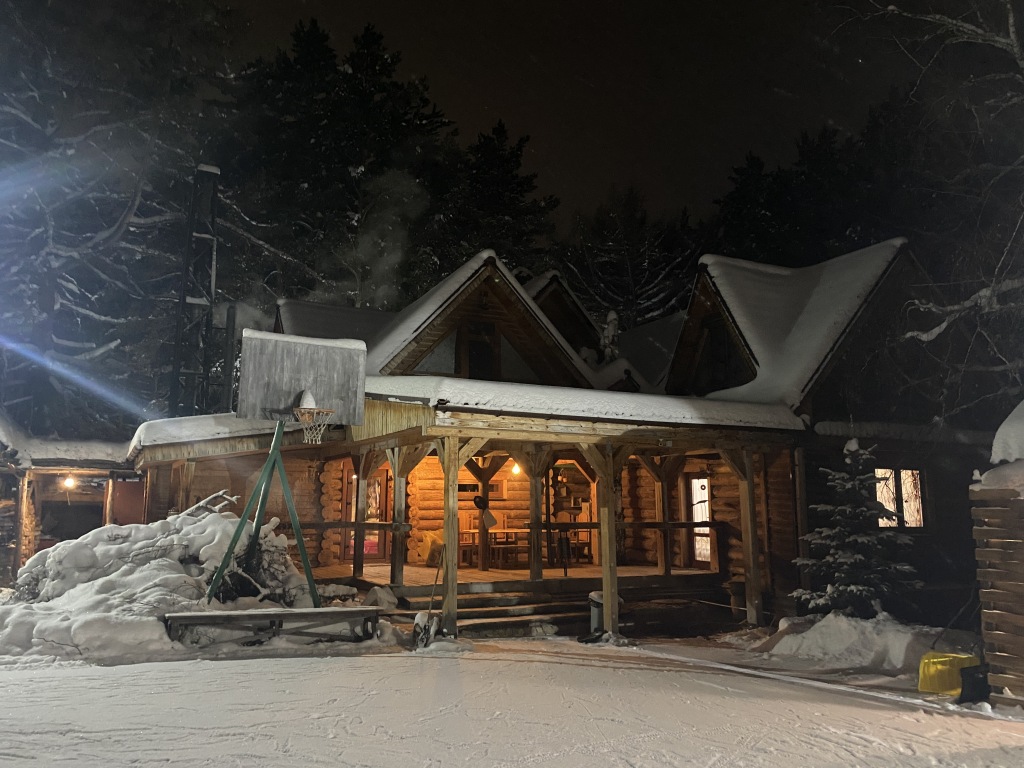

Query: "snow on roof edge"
<box><xmin>127</xmin><ymin>413</ymin><xmax>303</xmax><ymax>461</ymax></box>
<box><xmin>365</xmin><ymin>375</ymin><xmax>806</xmax><ymax>431</ymax></box>
<box><xmin>243</xmin><ymin>328</ymin><xmax>367</xmax><ymax>351</ymax></box>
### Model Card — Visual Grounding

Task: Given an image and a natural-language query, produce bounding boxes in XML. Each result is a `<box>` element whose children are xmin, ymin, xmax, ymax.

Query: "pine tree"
<box><xmin>793</xmin><ymin>439</ymin><xmax>919</xmax><ymax>618</ymax></box>
<box><xmin>559</xmin><ymin>187</ymin><xmax>699</xmax><ymax>330</ymax></box>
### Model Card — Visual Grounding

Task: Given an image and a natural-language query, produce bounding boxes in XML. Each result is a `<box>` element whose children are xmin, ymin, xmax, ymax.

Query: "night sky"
<box><xmin>237</xmin><ymin>1</ymin><xmax>912</xmax><ymax>229</ymax></box>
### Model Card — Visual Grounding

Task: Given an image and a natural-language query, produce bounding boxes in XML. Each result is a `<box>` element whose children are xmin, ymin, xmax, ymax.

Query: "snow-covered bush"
<box><xmin>792</xmin><ymin>439</ymin><xmax>920</xmax><ymax>618</ymax></box>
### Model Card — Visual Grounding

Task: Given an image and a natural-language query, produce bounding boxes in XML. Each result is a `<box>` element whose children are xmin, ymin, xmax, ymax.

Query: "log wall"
<box><xmin>972</xmin><ymin>491</ymin><xmax>1024</xmax><ymax>709</ymax></box>
<box><xmin>407</xmin><ymin>457</ymin><xmax>532</xmax><ymax>564</ymax></box>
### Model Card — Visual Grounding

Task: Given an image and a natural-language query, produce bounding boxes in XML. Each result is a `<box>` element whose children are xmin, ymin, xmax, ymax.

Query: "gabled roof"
<box><xmin>699</xmin><ymin>237</ymin><xmax>906</xmax><ymax>407</ymax></box>
<box><xmin>275</xmin><ymin>299</ymin><xmax>395</xmax><ymax>342</ymax></box>
<box><xmin>523</xmin><ymin>269</ymin><xmax>604</xmax><ymax>356</ymax></box>
<box><xmin>618</xmin><ymin>311</ymin><xmax>686</xmax><ymax>392</ymax></box>
<box><xmin>365</xmin><ymin>250</ymin><xmax>599</xmax><ymax>388</ymax></box>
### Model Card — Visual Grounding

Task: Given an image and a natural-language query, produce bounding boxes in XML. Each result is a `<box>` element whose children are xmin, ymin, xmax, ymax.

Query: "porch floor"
<box><xmin>313</xmin><ymin>562</ymin><xmax>713</xmax><ymax>588</ymax></box>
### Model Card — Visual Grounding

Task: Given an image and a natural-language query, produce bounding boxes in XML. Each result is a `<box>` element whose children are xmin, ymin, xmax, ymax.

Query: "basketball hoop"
<box><xmin>293</xmin><ymin>407</ymin><xmax>335</xmax><ymax>444</ymax></box>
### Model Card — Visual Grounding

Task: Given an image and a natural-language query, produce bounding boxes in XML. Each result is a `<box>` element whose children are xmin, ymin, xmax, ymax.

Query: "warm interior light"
<box><xmin>351</xmin><ymin>474</ymin><xmax>358</xmax><ymax>480</ymax></box>
<box><xmin>62</xmin><ymin>476</ymin><xmax>76</xmax><ymax>489</ymax></box>
<box><xmin>511</xmin><ymin>463</ymin><xmax>521</xmax><ymax>475</ymax></box>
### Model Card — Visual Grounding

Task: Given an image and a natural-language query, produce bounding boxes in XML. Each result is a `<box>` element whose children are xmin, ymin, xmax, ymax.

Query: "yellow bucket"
<box><xmin>918</xmin><ymin>652</ymin><xmax>980</xmax><ymax>696</ymax></box>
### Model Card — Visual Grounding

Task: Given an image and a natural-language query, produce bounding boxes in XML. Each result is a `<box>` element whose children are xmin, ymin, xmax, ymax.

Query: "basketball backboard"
<box><xmin>236</xmin><ymin>329</ymin><xmax>366</xmax><ymax>425</ymax></box>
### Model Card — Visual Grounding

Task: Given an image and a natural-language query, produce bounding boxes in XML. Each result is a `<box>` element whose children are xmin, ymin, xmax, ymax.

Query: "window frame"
<box><xmin>874</xmin><ymin>466</ymin><xmax>926</xmax><ymax>531</ymax></box>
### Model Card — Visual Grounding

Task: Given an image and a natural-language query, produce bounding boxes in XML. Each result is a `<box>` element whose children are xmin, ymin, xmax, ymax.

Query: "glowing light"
<box><xmin>511</xmin><ymin>463</ymin><xmax>521</xmax><ymax>475</ymax></box>
<box><xmin>0</xmin><ymin>334</ymin><xmax>150</xmax><ymax>420</ymax></box>
<box><xmin>351</xmin><ymin>474</ymin><xmax>358</xmax><ymax>480</ymax></box>
<box><xmin>62</xmin><ymin>476</ymin><xmax>76</xmax><ymax>489</ymax></box>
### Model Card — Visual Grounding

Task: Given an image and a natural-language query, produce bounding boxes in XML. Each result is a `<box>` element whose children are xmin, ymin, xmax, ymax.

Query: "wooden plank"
<box><xmin>975</xmin><ymin>548</ymin><xmax>1024</xmax><ymax>563</ymax></box>
<box><xmin>980</xmin><ymin>589</ymin><xmax>1024</xmax><ymax>614</ymax></box>
<box><xmin>977</xmin><ymin>566</ymin><xmax>1024</xmax><ymax>582</ymax></box>
<box><xmin>979</xmin><ymin>581</ymin><xmax>1024</xmax><ymax>599</ymax></box>
<box><xmin>972</xmin><ymin>507</ymin><xmax>1014</xmax><ymax>521</ymax></box>
<box><xmin>982</xmin><ymin>609</ymin><xmax>1024</xmax><ymax>631</ymax></box>
<box><xmin>973</xmin><ymin>526</ymin><xmax>1024</xmax><ymax>542</ymax></box>
<box><xmin>983</xmin><ymin>630</ymin><xmax>1024</xmax><ymax>657</ymax></box>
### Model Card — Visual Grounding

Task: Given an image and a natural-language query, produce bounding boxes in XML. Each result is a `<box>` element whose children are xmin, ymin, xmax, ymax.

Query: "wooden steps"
<box><xmin>387</xmin><ymin>585</ymin><xmax>733</xmax><ymax>639</ymax></box>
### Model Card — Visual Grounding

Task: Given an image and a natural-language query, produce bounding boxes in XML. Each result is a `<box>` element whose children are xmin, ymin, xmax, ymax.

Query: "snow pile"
<box><xmin>763</xmin><ymin>612</ymin><xmax>945</xmax><ymax>675</ymax></box>
<box><xmin>972</xmin><ymin>460</ymin><xmax>1024</xmax><ymax>497</ymax></box>
<box><xmin>0</xmin><ymin>499</ymin><xmax>311</xmax><ymax>663</ymax></box>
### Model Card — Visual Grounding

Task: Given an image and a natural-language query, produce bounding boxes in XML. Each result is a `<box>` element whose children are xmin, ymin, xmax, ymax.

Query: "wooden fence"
<box><xmin>971</xmin><ymin>489</ymin><xmax>1024</xmax><ymax>707</ymax></box>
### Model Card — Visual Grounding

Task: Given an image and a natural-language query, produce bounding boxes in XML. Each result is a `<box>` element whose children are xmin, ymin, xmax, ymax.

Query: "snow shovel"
<box><xmin>918</xmin><ymin>598</ymin><xmax>982</xmax><ymax>697</ymax></box>
<box><xmin>413</xmin><ymin>543</ymin><xmax>444</xmax><ymax>648</ymax></box>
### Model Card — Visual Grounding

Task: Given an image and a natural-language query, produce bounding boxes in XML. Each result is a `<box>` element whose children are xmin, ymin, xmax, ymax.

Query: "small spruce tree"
<box><xmin>793</xmin><ymin>439</ymin><xmax>920</xmax><ymax>618</ymax></box>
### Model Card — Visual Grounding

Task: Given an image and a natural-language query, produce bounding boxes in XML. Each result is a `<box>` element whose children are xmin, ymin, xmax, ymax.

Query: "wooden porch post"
<box><xmin>353</xmin><ymin>450</ymin><xmax>386</xmax><ymax>579</ymax></box>
<box><xmin>637</xmin><ymin>455</ymin><xmax>681</xmax><ymax>577</ymax></box>
<box><xmin>436</xmin><ymin>436</ymin><xmax>487</xmax><ymax>637</ymax></box>
<box><xmin>385</xmin><ymin>444</ymin><xmax>431</xmax><ymax>587</ymax></box>
<box><xmin>793</xmin><ymin>447</ymin><xmax>811</xmax><ymax>590</ymax></box>
<box><xmin>579</xmin><ymin>443</ymin><xmax>632</xmax><ymax>634</ymax></box>
<box><xmin>172</xmin><ymin>459</ymin><xmax>197</xmax><ymax>513</ymax></box>
<box><xmin>352</xmin><ymin>452</ymin><xmax>367</xmax><ymax>579</ymax></box>
<box><xmin>722</xmin><ymin>448</ymin><xmax>764</xmax><ymax>625</ymax></box>
<box><xmin>509</xmin><ymin>445</ymin><xmax>552</xmax><ymax>581</ymax></box>
<box><xmin>464</xmin><ymin>454</ymin><xmax>509</xmax><ymax>571</ymax></box>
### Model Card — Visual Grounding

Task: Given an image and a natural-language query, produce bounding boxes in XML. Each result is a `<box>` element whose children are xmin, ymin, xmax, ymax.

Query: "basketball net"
<box><xmin>293</xmin><ymin>407</ymin><xmax>335</xmax><ymax>444</ymax></box>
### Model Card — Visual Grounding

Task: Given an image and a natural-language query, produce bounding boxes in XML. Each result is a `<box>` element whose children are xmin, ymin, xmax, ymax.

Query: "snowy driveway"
<box><xmin>0</xmin><ymin>640</ymin><xmax>1022</xmax><ymax>767</ymax></box>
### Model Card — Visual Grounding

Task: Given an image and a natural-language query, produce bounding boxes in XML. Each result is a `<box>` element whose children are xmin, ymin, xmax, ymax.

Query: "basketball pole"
<box><xmin>206</xmin><ymin>421</ymin><xmax>321</xmax><ymax>608</ymax></box>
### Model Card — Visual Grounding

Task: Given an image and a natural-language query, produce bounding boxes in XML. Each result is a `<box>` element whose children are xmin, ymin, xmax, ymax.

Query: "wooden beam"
<box><xmin>458</xmin><ymin>436</ymin><xmax>488</xmax><ymax>467</ymax></box>
<box><xmin>636</xmin><ymin>454</ymin><xmax>682</xmax><ymax>576</ymax></box>
<box><xmin>385</xmin><ymin>442</ymin><xmax>431</xmax><ymax>587</ymax></box>
<box><xmin>439</xmin><ymin>435</ymin><xmax>460</xmax><ymax>636</ymax></box>
<box><xmin>738</xmin><ymin>449</ymin><xmax>764</xmax><ymax>626</ymax></box>
<box><xmin>508</xmin><ymin>445</ymin><xmax>552</xmax><ymax>581</ymax></box>
<box><xmin>793</xmin><ymin>446</ymin><xmax>811</xmax><ymax>591</ymax></box>
<box><xmin>352</xmin><ymin>452</ymin><xmax>368</xmax><ymax>579</ymax></box>
<box><xmin>577</xmin><ymin>443</ymin><xmax>633</xmax><ymax>634</ymax></box>
<box><xmin>464</xmin><ymin>453</ymin><xmax>508</xmax><ymax>571</ymax></box>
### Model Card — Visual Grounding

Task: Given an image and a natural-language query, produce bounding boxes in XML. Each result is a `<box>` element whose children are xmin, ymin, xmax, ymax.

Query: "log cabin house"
<box><xmin>131</xmin><ymin>239</ymin><xmax>988</xmax><ymax>638</ymax></box>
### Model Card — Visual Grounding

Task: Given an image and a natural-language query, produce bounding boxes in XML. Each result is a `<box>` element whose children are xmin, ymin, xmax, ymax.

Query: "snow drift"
<box><xmin>762</xmin><ymin>612</ymin><xmax>954</xmax><ymax>675</ymax></box>
<box><xmin>0</xmin><ymin>495</ymin><xmax>312</xmax><ymax>663</ymax></box>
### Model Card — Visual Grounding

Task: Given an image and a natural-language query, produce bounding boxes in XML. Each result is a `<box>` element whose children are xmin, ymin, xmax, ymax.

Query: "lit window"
<box><xmin>689</xmin><ymin>477</ymin><xmax>711</xmax><ymax>562</ymax></box>
<box><xmin>875</xmin><ymin>468</ymin><xmax>924</xmax><ymax>528</ymax></box>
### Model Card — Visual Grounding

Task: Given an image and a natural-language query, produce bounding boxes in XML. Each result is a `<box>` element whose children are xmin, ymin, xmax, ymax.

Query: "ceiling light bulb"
<box><xmin>62</xmin><ymin>476</ymin><xmax>76</xmax><ymax>489</ymax></box>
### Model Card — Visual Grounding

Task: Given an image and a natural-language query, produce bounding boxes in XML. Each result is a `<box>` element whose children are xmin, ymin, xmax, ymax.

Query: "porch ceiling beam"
<box><xmin>319</xmin><ymin>427</ymin><xmax>427</xmax><ymax>459</ymax></box>
<box><xmin>425</xmin><ymin>422</ymin><xmax>793</xmax><ymax>450</ymax></box>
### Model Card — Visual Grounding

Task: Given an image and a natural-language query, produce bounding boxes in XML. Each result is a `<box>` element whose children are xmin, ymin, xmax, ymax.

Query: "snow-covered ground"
<box><xmin>1</xmin><ymin>638</ymin><xmax>1022</xmax><ymax>768</ymax></box>
<box><xmin>3</xmin><ymin>495</ymin><xmax>1023</xmax><ymax>766</ymax></box>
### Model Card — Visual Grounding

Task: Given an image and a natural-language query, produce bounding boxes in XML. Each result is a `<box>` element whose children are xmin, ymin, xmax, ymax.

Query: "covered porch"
<box><xmin>320</xmin><ymin>382</ymin><xmax>805</xmax><ymax>636</ymax></box>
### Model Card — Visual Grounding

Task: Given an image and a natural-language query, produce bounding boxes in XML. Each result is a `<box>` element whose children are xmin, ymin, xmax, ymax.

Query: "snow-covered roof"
<box><xmin>127</xmin><ymin>413</ymin><xmax>303</xmax><ymax>461</ymax></box>
<box><xmin>0</xmin><ymin>407</ymin><xmax>129</xmax><ymax>467</ymax></box>
<box><xmin>365</xmin><ymin>375</ymin><xmax>805</xmax><ymax>431</ymax></box>
<box><xmin>703</xmin><ymin>238</ymin><xmax>906</xmax><ymax>407</ymax></box>
<box><xmin>365</xmin><ymin>251</ymin><xmax>599</xmax><ymax>387</ymax></box>
<box><xmin>991</xmin><ymin>399</ymin><xmax>1024</xmax><ymax>464</ymax></box>
<box><xmin>275</xmin><ymin>299</ymin><xmax>395</xmax><ymax>342</ymax></box>
<box><xmin>814</xmin><ymin>420</ymin><xmax>992</xmax><ymax>447</ymax></box>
